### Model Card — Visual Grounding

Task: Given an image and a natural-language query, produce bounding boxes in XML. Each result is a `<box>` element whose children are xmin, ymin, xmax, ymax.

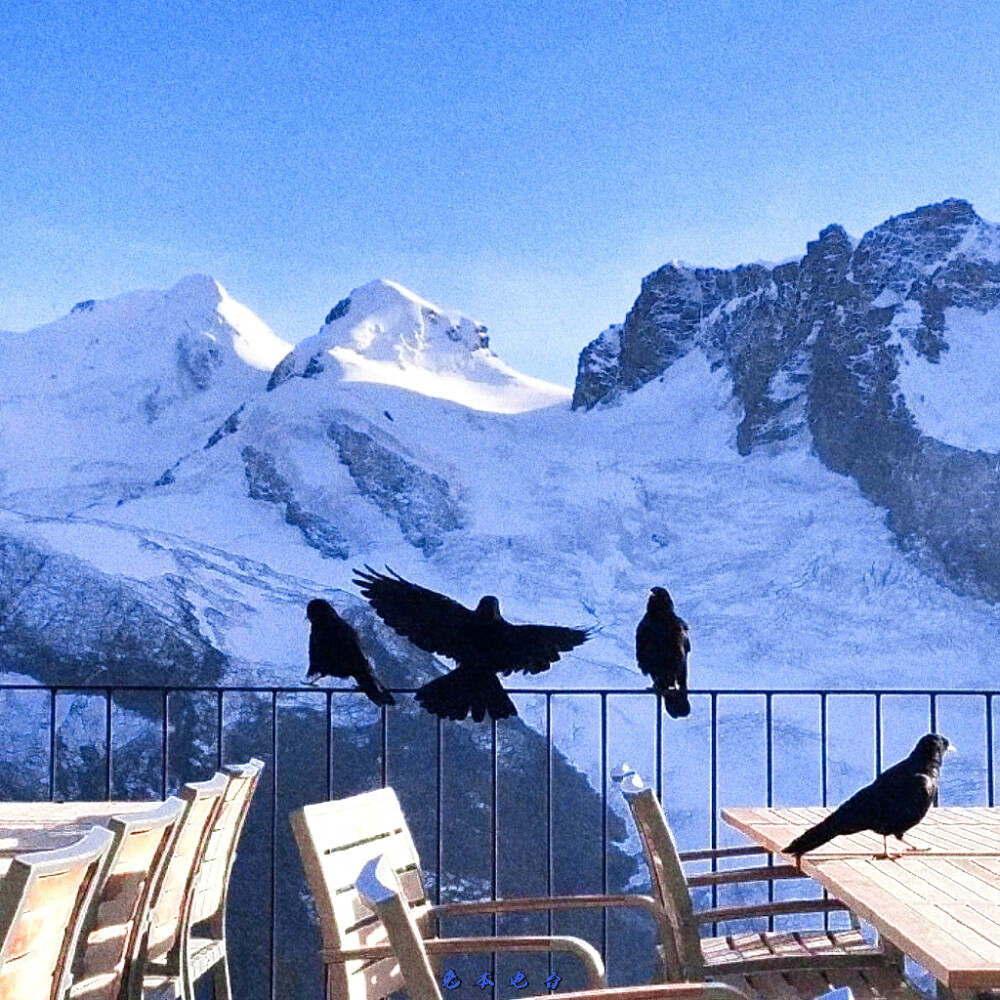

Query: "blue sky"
<box><xmin>3</xmin><ymin>0</ymin><xmax>999</xmax><ymax>385</ymax></box>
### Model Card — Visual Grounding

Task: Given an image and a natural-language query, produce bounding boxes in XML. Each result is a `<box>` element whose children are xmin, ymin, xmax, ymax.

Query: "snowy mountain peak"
<box><xmin>268</xmin><ymin>279</ymin><xmax>570</xmax><ymax>413</ymax></box>
<box><xmin>317</xmin><ymin>278</ymin><xmax>490</xmax><ymax>364</ymax></box>
<box><xmin>0</xmin><ymin>276</ymin><xmax>292</xmax><ymax>513</ymax></box>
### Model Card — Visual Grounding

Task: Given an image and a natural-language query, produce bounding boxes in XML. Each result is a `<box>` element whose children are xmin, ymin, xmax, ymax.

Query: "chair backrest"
<box><xmin>187</xmin><ymin>758</ymin><xmax>264</xmax><ymax>928</ymax></box>
<box><xmin>291</xmin><ymin>787</ymin><xmax>429</xmax><ymax>1000</ymax></box>
<box><xmin>619</xmin><ymin>777</ymin><xmax>704</xmax><ymax>980</ymax></box>
<box><xmin>144</xmin><ymin>773</ymin><xmax>228</xmax><ymax>966</ymax></box>
<box><xmin>0</xmin><ymin>826</ymin><xmax>113</xmax><ymax>1000</ymax></box>
<box><xmin>354</xmin><ymin>855</ymin><xmax>440</xmax><ymax>1000</ymax></box>
<box><xmin>71</xmin><ymin>798</ymin><xmax>185</xmax><ymax>1000</ymax></box>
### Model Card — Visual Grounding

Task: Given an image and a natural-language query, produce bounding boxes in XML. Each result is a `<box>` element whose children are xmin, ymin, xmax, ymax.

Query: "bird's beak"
<box><xmin>946</xmin><ymin>743</ymin><xmax>957</xmax><ymax>754</ymax></box>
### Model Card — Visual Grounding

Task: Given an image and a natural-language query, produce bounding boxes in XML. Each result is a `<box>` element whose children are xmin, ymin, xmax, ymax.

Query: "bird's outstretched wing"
<box><xmin>496</xmin><ymin>623</ymin><xmax>591</xmax><ymax>675</ymax></box>
<box><xmin>353</xmin><ymin>566</ymin><xmax>478</xmax><ymax>660</ymax></box>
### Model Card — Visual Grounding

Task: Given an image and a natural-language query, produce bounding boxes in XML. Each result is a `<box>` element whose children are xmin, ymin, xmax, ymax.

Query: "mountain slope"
<box><xmin>575</xmin><ymin>199</ymin><xmax>1000</xmax><ymax>602</ymax></box>
<box><xmin>1</xmin><ymin>248</ymin><xmax>998</xmax><ymax>700</ymax></box>
<box><xmin>0</xmin><ymin>275</ymin><xmax>291</xmax><ymax>515</ymax></box>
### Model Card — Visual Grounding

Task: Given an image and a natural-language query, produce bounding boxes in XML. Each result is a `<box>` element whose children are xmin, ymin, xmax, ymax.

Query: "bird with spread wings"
<box><xmin>353</xmin><ymin>567</ymin><xmax>591</xmax><ymax>722</ymax></box>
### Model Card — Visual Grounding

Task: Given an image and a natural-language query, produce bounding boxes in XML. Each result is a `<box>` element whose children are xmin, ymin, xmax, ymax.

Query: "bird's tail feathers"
<box><xmin>661</xmin><ymin>688</ymin><xmax>691</xmax><ymax>719</ymax></box>
<box><xmin>416</xmin><ymin>668</ymin><xmax>516</xmax><ymax>722</ymax></box>
<box><xmin>783</xmin><ymin>815</ymin><xmax>840</xmax><ymax>857</ymax></box>
<box><xmin>357</xmin><ymin>671</ymin><xmax>396</xmax><ymax>707</ymax></box>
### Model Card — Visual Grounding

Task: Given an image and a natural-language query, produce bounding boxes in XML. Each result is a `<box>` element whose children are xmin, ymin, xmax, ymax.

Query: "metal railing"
<box><xmin>0</xmin><ymin>683</ymin><xmax>996</xmax><ymax>999</ymax></box>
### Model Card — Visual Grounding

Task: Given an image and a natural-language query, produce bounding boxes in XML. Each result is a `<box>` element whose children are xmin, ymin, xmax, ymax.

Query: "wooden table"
<box><xmin>723</xmin><ymin>806</ymin><xmax>1000</xmax><ymax>996</ymax></box>
<box><xmin>0</xmin><ymin>800</ymin><xmax>165</xmax><ymax>876</ymax></box>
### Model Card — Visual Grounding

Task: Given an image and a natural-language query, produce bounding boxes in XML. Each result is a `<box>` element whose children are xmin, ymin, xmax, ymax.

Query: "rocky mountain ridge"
<box><xmin>574</xmin><ymin>198</ymin><xmax>1000</xmax><ymax>601</ymax></box>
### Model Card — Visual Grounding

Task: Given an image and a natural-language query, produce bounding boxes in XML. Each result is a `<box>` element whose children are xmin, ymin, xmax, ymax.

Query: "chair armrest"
<box><xmin>678</xmin><ymin>846</ymin><xmax>769</xmax><ymax>862</ymax></box>
<box><xmin>430</xmin><ymin>894</ymin><xmax>662</xmax><ymax>921</ymax></box>
<box><xmin>688</xmin><ymin>864</ymin><xmax>804</xmax><ymax>887</ymax></box>
<box><xmin>695</xmin><ymin>898</ymin><xmax>850</xmax><ymax>923</ymax></box>
<box><xmin>532</xmin><ymin>986</ymin><xmax>749</xmax><ymax>1000</ymax></box>
<box><xmin>429</xmin><ymin>894</ymin><xmax>673</xmax><ymax>957</ymax></box>
<box><xmin>323</xmin><ymin>935</ymin><xmax>606</xmax><ymax>990</ymax></box>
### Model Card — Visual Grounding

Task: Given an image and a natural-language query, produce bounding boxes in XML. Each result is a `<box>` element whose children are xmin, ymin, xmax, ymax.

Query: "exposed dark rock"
<box><xmin>328</xmin><ymin>422</ymin><xmax>465</xmax><ymax>554</ymax></box>
<box><xmin>324</xmin><ymin>296</ymin><xmax>352</xmax><ymax>325</ymax></box>
<box><xmin>240</xmin><ymin>446</ymin><xmax>349</xmax><ymax>559</ymax></box>
<box><xmin>176</xmin><ymin>334</ymin><xmax>222</xmax><ymax>391</ymax></box>
<box><xmin>573</xmin><ymin>199</ymin><xmax>1000</xmax><ymax>601</ymax></box>
<box><xmin>0</xmin><ymin>533</ymin><xmax>226</xmax><ymax>687</ymax></box>
<box><xmin>205</xmin><ymin>404</ymin><xmax>245</xmax><ymax>448</ymax></box>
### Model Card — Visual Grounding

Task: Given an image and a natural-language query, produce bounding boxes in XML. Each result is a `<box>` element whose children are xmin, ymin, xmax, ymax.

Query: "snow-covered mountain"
<box><xmin>0</xmin><ymin>275</ymin><xmax>291</xmax><ymax>515</ymax></box>
<box><xmin>2</xmin><ymin>226</ymin><xmax>999</xmax><ymax>699</ymax></box>
<box><xmin>575</xmin><ymin>198</ymin><xmax>1000</xmax><ymax>604</ymax></box>
<box><xmin>4</xmin><ymin>210</ymin><xmax>1000</xmax><ymax>999</ymax></box>
<box><xmin>268</xmin><ymin>279</ymin><xmax>570</xmax><ymax>413</ymax></box>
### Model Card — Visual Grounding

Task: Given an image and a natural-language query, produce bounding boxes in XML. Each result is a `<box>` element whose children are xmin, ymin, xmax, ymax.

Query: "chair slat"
<box><xmin>0</xmin><ymin>826</ymin><xmax>113</xmax><ymax>1000</ymax></box>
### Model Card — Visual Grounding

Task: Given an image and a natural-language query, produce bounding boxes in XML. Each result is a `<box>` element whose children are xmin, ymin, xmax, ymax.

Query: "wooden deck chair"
<box><xmin>178</xmin><ymin>758</ymin><xmax>263</xmax><ymax>1000</ymax></box>
<box><xmin>69</xmin><ymin>798</ymin><xmax>185</xmax><ymax>1000</ymax></box>
<box><xmin>617</xmin><ymin>770</ymin><xmax>916</xmax><ymax>1000</ymax></box>
<box><xmin>139</xmin><ymin>773</ymin><xmax>230</xmax><ymax>1000</ymax></box>
<box><xmin>355</xmin><ymin>852</ymin><xmax>750</xmax><ymax>1000</ymax></box>
<box><xmin>293</xmin><ymin>788</ymin><xmax>674</xmax><ymax>1000</ymax></box>
<box><xmin>0</xmin><ymin>826</ymin><xmax>113</xmax><ymax>1000</ymax></box>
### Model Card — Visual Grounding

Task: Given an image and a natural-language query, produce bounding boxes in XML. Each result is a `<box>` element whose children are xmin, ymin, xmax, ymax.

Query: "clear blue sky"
<box><xmin>3</xmin><ymin>0</ymin><xmax>999</xmax><ymax>385</ymax></box>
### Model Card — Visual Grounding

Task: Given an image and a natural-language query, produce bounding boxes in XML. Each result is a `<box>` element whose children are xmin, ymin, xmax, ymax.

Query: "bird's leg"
<box><xmin>875</xmin><ymin>834</ymin><xmax>891</xmax><ymax>860</ymax></box>
<box><xmin>896</xmin><ymin>834</ymin><xmax>931</xmax><ymax>853</ymax></box>
<box><xmin>304</xmin><ymin>674</ymin><xmax>321</xmax><ymax>687</ymax></box>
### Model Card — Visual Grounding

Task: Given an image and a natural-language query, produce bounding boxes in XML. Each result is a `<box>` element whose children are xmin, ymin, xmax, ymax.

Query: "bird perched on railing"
<box><xmin>353</xmin><ymin>566</ymin><xmax>590</xmax><ymax>722</ymax></box>
<box><xmin>304</xmin><ymin>599</ymin><xmax>395</xmax><ymax>706</ymax></box>
<box><xmin>783</xmin><ymin>733</ymin><xmax>954</xmax><ymax>861</ymax></box>
<box><xmin>635</xmin><ymin>586</ymin><xmax>691</xmax><ymax>718</ymax></box>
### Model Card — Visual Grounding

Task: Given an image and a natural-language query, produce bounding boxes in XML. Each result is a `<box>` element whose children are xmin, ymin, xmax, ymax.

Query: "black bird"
<box><xmin>305</xmin><ymin>599</ymin><xmax>395</xmax><ymax>706</ymax></box>
<box><xmin>353</xmin><ymin>567</ymin><xmax>590</xmax><ymax>722</ymax></box>
<box><xmin>635</xmin><ymin>587</ymin><xmax>691</xmax><ymax>719</ymax></box>
<box><xmin>783</xmin><ymin>733</ymin><xmax>954</xmax><ymax>860</ymax></box>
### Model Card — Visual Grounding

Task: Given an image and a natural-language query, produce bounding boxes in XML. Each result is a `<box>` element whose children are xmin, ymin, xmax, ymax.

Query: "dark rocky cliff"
<box><xmin>574</xmin><ymin>199</ymin><xmax>1000</xmax><ymax>601</ymax></box>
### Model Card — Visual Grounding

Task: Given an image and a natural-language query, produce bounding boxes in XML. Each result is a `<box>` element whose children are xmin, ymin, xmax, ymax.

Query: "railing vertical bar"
<box><xmin>930</xmin><ymin>692</ymin><xmax>939</xmax><ymax>806</ymax></box>
<box><xmin>820</xmin><ymin>692</ymin><xmax>829</xmax><ymax>931</ymax></box>
<box><xmin>491</xmin><ymin>716</ymin><xmax>498</xmax><ymax>998</ymax></box>
<box><xmin>49</xmin><ymin>688</ymin><xmax>58</xmax><ymax>801</ymax></box>
<box><xmin>105</xmin><ymin>688</ymin><xmax>113</xmax><ymax>799</ymax></box>
<box><xmin>216</xmin><ymin>689</ymin><xmax>224</xmax><ymax>769</ymax></box>
<box><xmin>161</xmin><ymin>690</ymin><xmax>169</xmax><ymax>797</ymax></box>
<box><xmin>820</xmin><ymin>693</ymin><xmax>828</xmax><ymax>806</ymax></box>
<box><xmin>546</xmin><ymin>692</ymin><xmax>553</xmax><ymax>980</ymax></box>
<box><xmin>601</xmin><ymin>692</ymin><xmax>608</xmax><ymax>966</ymax></box>
<box><xmin>655</xmin><ymin>695</ymin><xmax>663</xmax><ymax>802</ymax></box>
<box><xmin>380</xmin><ymin>706</ymin><xmax>388</xmax><ymax>788</ymax></box>
<box><xmin>765</xmin><ymin>693</ymin><xmax>774</xmax><ymax>932</ymax></box>
<box><xmin>988</xmin><ymin>695</ymin><xmax>996</xmax><ymax>808</ymax></box>
<box><xmin>710</xmin><ymin>691</ymin><xmax>719</xmax><ymax>924</ymax></box>
<box><xmin>270</xmin><ymin>690</ymin><xmax>278</xmax><ymax>1000</ymax></box>
<box><xmin>875</xmin><ymin>693</ymin><xmax>883</xmax><ymax>776</ymax></box>
<box><xmin>325</xmin><ymin>690</ymin><xmax>333</xmax><ymax>800</ymax></box>
<box><xmin>436</xmin><ymin>716</ymin><xmax>443</xmax><ymax>907</ymax></box>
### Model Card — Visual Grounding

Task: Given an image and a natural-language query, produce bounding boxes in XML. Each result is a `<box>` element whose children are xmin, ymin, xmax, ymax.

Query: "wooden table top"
<box><xmin>723</xmin><ymin>806</ymin><xmax>1000</xmax><ymax>992</ymax></box>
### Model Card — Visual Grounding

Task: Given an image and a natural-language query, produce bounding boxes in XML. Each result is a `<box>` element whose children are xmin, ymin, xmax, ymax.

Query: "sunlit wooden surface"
<box><xmin>724</xmin><ymin>806</ymin><xmax>1000</xmax><ymax>992</ymax></box>
<box><xmin>0</xmin><ymin>800</ymin><xmax>162</xmax><ymax>875</ymax></box>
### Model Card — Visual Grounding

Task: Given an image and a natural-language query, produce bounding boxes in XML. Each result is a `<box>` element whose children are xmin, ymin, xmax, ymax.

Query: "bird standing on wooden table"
<box><xmin>783</xmin><ymin>733</ymin><xmax>954</xmax><ymax>861</ymax></box>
